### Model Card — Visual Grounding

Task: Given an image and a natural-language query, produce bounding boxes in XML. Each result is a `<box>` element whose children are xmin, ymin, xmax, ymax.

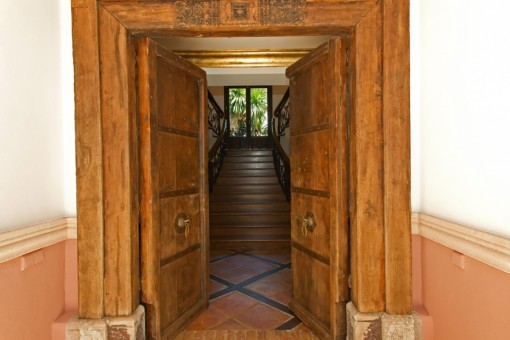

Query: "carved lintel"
<box><xmin>262</xmin><ymin>0</ymin><xmax>306</xmax><ymax>25</ymax></box>
<box><xmin>175</xmin><ymin>0</ymin><xmax>220</xmax><ymax>27</ymax></box>
<box><xmin>174</xmin><ymin>0</ymin><xmax>305</xmax><ymax>27</ymax></box>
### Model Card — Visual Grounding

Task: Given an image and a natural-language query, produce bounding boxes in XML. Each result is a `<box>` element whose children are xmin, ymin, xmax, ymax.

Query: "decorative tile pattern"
<box><xmin>245</xmin><ymin>269</ymin><xmax>292</xmax><ymax>305</ymax></box>
<box><xmin>186</xmin><ymin>249</ymin><xmax>304</xmax><ymax>332</ymax></box>
<box><xmin>211</xmin><ymin>254</ymin><xmax>278</xmax><ymax>283</ymax></box>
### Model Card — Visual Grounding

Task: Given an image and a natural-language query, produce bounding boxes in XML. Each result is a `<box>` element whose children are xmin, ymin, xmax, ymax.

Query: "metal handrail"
<box><xmin>271</xmin><ymin>88</ymin><xmax>291</xmax><ymax>200</ymax></box>
<box><xmin>207</xmin><ymin>91</ymin><xmax>228</xmax><ymax>192</ymax></box>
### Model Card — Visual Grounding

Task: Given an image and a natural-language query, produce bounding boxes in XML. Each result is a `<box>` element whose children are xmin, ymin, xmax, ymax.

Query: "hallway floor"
<box><xmin>176</xmin><ymin>249</ymin><xmax>318</xmax><ymax>338</ymax></box>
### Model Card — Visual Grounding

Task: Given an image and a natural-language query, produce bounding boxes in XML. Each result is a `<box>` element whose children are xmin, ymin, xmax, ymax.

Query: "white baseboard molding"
<box><xmin>0</xmin><ymin>217</ymin><xmax>77</xmax><ymax>263</ymax></box>
<box><xmin>412</xmin><ymin>212</ymin><xmax>510</xmax><ymax>274</ymax></box>
<box><xmin>3</xmin><ymin>213</ymin><xmax>509</xmax><ymax>275</ymax></box>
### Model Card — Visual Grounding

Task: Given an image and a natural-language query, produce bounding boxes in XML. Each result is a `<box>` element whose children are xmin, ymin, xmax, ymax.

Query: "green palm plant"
<box><xmin>250</xmin><ymin>88</ymin><xmax>268</xmax><ymax>136</ymax></box>
<box><xmin>228</xmin><ymin>87</ymin><xmax>268</xmax><ymax>137</ymax></box>
<box><xmin>229</xmin><ymin>88</ymin><xmax>247</xmax><ymax>136</ymax></box>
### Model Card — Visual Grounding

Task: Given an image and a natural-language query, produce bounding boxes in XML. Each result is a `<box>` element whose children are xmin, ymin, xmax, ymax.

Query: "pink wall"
<box><xmin>65</xmin><ymin>239</ymin><xmax>78</xmax><ymax>312</ymax></box>
<box><xmin>413</xmin><ymin>235</ymin><xmax>510</xmax><ymax>340</ymax></box>
<box><xmin>0</xmin><ymin>240</ymin><xmax>77</xmax><ymax>340</ymax></box>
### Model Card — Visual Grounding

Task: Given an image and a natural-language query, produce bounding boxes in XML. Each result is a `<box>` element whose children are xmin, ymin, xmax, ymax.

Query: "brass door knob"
<box><xmin>301</xmin><ymin>211</ymin><xmax>316</xmax><ymax>237</ymax></box>
<box><xmin>175</xmin><ymin>212</ymin><xmax>190</xmax><ymax>238</ymax></box>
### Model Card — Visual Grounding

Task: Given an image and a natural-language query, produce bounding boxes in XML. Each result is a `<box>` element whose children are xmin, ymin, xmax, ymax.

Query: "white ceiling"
<box><xmin>155</xmin><ymin>36</ymin><xmax>330</xmax><ymax>86</ymax></box>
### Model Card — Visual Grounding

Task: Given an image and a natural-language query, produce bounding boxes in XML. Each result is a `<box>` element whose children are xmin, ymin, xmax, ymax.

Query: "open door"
<box><xmin>287</xmin><ymin>37</ymin><xmax>349</xmax><ymax>339</ymax></box>
<box><xmin>138</xmin><ymin>38</ymin><xmax>209</xmax><ymax>339</ymax></box>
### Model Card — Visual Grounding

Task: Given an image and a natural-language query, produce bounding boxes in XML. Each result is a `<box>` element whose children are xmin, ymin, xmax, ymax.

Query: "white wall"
<box><xmin>418</xmin><ymin>0</ymin><xmax>510</xmax><ymax>237</ymax></box>
<box><xmin>410</xmin><ymin>0</ymin><xmax>421</xmax><ymax>212</ymax></box>
<box><xmin>0</xmin><ymin>0</ymin><xmax>76</xmax><ymax>231</ymax></box>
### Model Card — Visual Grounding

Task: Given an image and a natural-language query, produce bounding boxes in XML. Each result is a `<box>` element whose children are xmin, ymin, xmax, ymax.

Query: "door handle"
<box><xmin>175</xmin><ymin>212</ymin><xmax>190</xmax><ymax>238</ymax></box>
<box><xmin>301</xmin><ymin>211</ymin><xmax>316</xmax><ymax>237</ymax></box>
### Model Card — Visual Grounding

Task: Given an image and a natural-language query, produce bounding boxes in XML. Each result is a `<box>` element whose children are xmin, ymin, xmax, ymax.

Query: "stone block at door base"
<box><xmin>66</xmin><ymin>305</ymin><xmax>145</xmax><ymax>340</ymax></box>
<box><xmin>346</xmin><ymin>302</ymin><xmax>421</xmax><ymax>340</ymax></box>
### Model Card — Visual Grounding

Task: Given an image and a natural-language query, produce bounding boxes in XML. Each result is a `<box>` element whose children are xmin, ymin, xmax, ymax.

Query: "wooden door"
<box><xmin>138</xmin><ymin>38</ymin><xmax>209</xmax><ymax>340</ymax></box>
<box><xmin>287</xmin><ymin>37</ymin><xmax>349</xmax><ymax>339</ymax></box>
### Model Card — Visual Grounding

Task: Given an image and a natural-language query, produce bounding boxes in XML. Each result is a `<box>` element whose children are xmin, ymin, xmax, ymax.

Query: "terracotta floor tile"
<box><xmin>190</xmin><ymin>250</ymin><xmax>297</xmax><ymax>332</ymax></box>
<box><xmin>210</xmin><ymin>291</ymin><xmax>259</xmax><ymax>317</ymax></box>
<box><xmin>210</xmin><ymin>249</ymin><xmax>234</xmax><ymax>260</ymax></box>
<box><xmin>209</xmin><ymin>279</ymin><xmax>227</xmax><ymax>295</ymax></box>
<box><xmin>186</xmin><ymin>305</ymin><xmax>227</xmax><ymax>330</ymax></box>
<box><xmin>235</xmin><ymin>303</ymin><xmax>293</xmax><ymax>330</ymax></box>
<box><xmin>211</xmin><ymin>255</ymin><xmax>278</xmax><ymax>283</ymax></box>
<box><xmin>210</xmin><ymin>255</ymin><xmax>258</xmax><ymax>275</ymax></box>
<box><xmin>210</xmin><ymin>318</ymin><xmax>250</xmax><ymax>330</ymax></box>
<box><xmin>250</xmin><ymin>250</ymin><xmax>291</xmax><ymax>264</ymax></box>
<box><xmin>245</xmin><ymin>269</ymin><xmax>292</xmax><ymax>305</ymax></box>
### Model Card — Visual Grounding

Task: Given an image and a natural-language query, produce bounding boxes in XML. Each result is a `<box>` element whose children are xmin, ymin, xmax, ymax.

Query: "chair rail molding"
<box><xmin>412</xmin><ymin>212</ymin><xmax>510</xmax><ymax>274</ymax></box>
<box><xmin>0</xmin><ymin>217</ymin><xmax>77</xmax><ymax>263</ymax></box>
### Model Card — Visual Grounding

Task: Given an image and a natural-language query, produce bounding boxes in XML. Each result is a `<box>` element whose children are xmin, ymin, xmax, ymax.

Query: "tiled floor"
<box><xmin>185</xmin><ymin>249</ymin><xmax>305</xmax><ymax>332</ymax></box>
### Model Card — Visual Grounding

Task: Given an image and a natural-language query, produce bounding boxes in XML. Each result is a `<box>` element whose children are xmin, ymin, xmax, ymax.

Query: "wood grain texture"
<box><xmin>98</xmin><ymin>5</ymin><xmax>139</xmax><ymax>317</ymax></box>
<box><xmin>383</xmin><ymin>0</ymin><xmax>412</xmax><ymax>315</ymax></box>
<box><xmin>101</xmin><ymin>0</ymin><xmax>375</xmax><ymax>35</ymax></box>
<box><xmin>71</xmin><ymin>0</ymin><xmax>104</xmax><ymax>319</ymax></box>
<box><xmin>139</xmin><ymin>38</ymin><xmax>208</xmax><ymax>339</ymax></box>
<box><xmin>348</xmin><ymin>3</ymin><xmax>386</xmax><ymax>313</ymax></box>
<box><xmin>138</xmin><ymin>37</ymin><xmax>158</xmax><ymax>338</ymax></box>
<box><xmin>72</xmin><ymin>0</ymin><xmax>412</xmax><ymax>326</ymax></box>
<box><xmin>287</xmin><ymin>37</ymin><xmax>349</xmax><ymax>339</ymax></box>
<box><xmin>326</xmin><ymin>37</ymin><xmax>350</xmax><ymax>338</ymax></box>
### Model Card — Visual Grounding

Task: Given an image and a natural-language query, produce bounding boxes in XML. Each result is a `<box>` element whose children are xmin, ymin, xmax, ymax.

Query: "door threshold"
<box><xmin>175</xmin><ymin>329</ymin><xmax>319</xmax><ymax>339</ymax></box>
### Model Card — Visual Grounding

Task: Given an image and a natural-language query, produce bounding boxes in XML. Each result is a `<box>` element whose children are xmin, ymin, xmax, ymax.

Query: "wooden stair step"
<box><xmin>212</xmin><ymin>184</ymin><xmax>283</xmax><ymax>194</ymax></box>
<box><xmin>210</xmin><ymin>222</ymin><xmax>290</xmax><ymax>229</ymax></box>
<box><xmin>210</xmin><ymin>202</ymin><xmax>290</xmax><ymax>213</ymax></box>
<box><xmin>226</xmin><ymin>150</ymin><xmax>272</xmax><ymax>157</ymax></box>
<box><xmin>209</xmin><ymin>193</ymin><xmax>287</xmax><ymax>203</ymax></box>
<box><xmin>224</xmin><ymin>156</ymin><xmax>273</xmax><ymax>163</ymax></box>
<box><xmin>210</xmin><ymin>234</ymin><xmax>290</xmax><ymax>241</ymax></box>
<box><xmin>210</xmin><ymin>213</ymin><xmax>290</xmax><ymax>225</ymax></box>
<box><xmin>216</xmin><ymin>176</ymin><xmax>279</xmax><ymax>185</ymax></box>
<box><xmin>220</xmin><ymin>169</ymin><xmax>276</xmax><ymax>177</ymax></box>
<box><xmin>222</xmin><ymin>162</ymin><xmax>274</xmax><ymax>170</ymax></box>
<box><xmin>210</xmin><ymin>240</ymin><xmax>291</xmax><ymax>251</ymax></box>
<box><xmin>210</xmin><ymin>148</ymin><xmax>289</xmax><ymax>251</ymax></box>
<box><xmin>210</xmin><ymin>226</ymin><xmax>290</xmax><ymax>236</ymax></box>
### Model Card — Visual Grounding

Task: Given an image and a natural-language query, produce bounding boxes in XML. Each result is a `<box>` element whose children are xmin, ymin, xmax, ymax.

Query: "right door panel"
<box><xmin>287</xmin><ymin>37</ymin><xmax>349</xmax><ymax>339</ymax></box>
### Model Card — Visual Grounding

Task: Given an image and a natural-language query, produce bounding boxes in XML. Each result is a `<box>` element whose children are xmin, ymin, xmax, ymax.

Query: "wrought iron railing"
<box><xmin>207</xmin><ymin>91</ymin><xmax>228</xmax><ymax>192</ymax></box>
<box><xmin>271</xmin><ymin>88</ymin><xmax>291</xmax><ymax>200</ymax></box>
<box><xmin>208</xmin><ymin>91</ymin><xmax>223</xmax><ymax>138</ymax></box>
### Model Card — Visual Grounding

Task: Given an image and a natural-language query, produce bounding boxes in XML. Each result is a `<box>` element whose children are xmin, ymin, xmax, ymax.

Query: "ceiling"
<box><xmin>154</xmin><ymin>36</ymin><xmax>330</xmax><ymax>86</ymax></box>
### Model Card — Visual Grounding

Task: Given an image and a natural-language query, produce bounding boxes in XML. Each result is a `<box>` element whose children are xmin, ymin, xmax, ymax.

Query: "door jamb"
<box><xmin>71</xmin><ymin>0</ymin><xmax>410</xmax><ymax>320</ymax></box>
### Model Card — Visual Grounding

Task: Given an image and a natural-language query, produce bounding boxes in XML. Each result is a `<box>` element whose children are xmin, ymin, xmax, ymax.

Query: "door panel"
<box><xmin>158</xmin><ymin>134</ymin><xmax>199</xmax><ymax>191</ymax></box>
<box><xmin>292</xmin><ymin>249</ymin><xmax>331</xmax><ymax>327</ymax></box>
<box><xmin>290</xmin><ymin>130</ymin><xmax>330</xmax><ymax>191</ymax></box>
<box><xmin>287</xmin><ymin>37</ymin><xmax>349</xmax><ymax>339</ymax></box>
<box><xmin>291</xmin><ymin>193</ymin><xmax>330</xmax><ymax>259</ymax></box>
<box><xmin>290</xmin><ymin>60</ymin><xmax>329</xmax><ymax>129</ymax></box>
<box><xmin>156</xmin><ymin>61</ymin><xmax>200</xmax><ymax>133</ymax></box>
<box><xmin>139</xmin><ymin>38</ymin><xmax>208</xmax><ymax>340</ymax></box>
<box><xmin>159</xmin><ymin>195</ymin><xmax>201</xmax><ymax>259</ymax></box>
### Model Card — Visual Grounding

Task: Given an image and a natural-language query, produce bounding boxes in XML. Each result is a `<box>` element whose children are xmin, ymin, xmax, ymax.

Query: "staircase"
<box><xmin>209</xmin><ymin>149</ymin><xmax>291</xmax><ymax>250</ymax></box>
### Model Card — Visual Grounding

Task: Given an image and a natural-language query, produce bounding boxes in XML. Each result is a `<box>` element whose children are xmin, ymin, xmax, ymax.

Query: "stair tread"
<box><xmin>210</xmin><ymin>148</ymin><xmax>289</xmax><ymax>250</ymax></box>
<box><xmin>227</xmin><ymin>150</ymin><xmax>272</xmax><ymax>156</ymax></box>
<box><xmin>210</xmin><ymin>234</ymin><xmax>291</xmax><ymax>241</ymax></box>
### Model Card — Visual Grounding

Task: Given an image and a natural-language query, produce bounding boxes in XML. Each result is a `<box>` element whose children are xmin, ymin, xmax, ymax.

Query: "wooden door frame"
<box><xmin>72</xmin><ymin>0</ymin><xmax>411</xmax><ymax>320</ymax></box>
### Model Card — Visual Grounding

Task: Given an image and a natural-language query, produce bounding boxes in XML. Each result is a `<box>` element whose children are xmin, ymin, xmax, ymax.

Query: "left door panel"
<box><xmin>138</xmin><ymin>38</ymin><xmax>209</xmax><ymax>340</ymax></box>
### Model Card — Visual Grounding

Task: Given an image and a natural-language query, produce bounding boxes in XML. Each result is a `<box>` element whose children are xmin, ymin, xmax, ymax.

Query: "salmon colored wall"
<box><xmin>0</xmin><ymin>240</ymin><xmax>78</xmax><ymax>340</ymax></box>
<box><xmin>414</xmin><ymin>235</ymin><xmax>510</xmax><ymax>340</ymax></box>
<box><xmin>65</xmin><ymin>239</ymin><xmax>78</xmax><ymax>312</ymax></box>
